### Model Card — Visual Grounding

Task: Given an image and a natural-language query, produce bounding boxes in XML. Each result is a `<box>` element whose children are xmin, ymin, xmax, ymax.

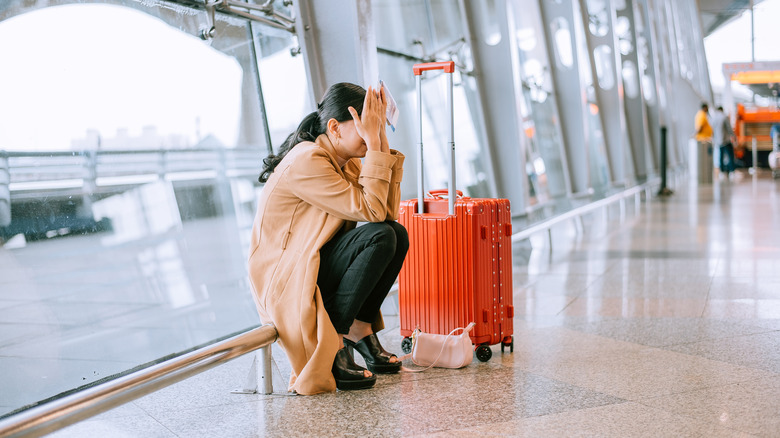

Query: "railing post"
<box><xmin>0</xmin><ymin>151</ymin><xmax>10</xmax><ymax>228</ymax></box>
<box><xmin>259</xmin><ymin>344</ymin><xmax>274</xmax><ymax>394</ymax></box>
<box><xmin>158</xmin><ymin>149</ymin><xmax>167</xmax><ymax>180</ymax></box>
<box><xmin>750</xmin><ymin>136</ymin><xmax>758</xmax><ymax>176</ymax></box>
<box><xmin>657</xmin><ymin>126</ymin><xmax>673</xmax><ymax>196</ymax></box>
<box><xmin>217</xmin><ymin>148</ymin><xmax>227</xmax><ymax>180</ymax></box>
<box><xmin>772</xmin><ymin>131</ymin><xmax>780</xmax><ymax>179</ymax></box>
<box><xmin>619</xmin><ymin>198</ymin><xmax>626</xmax><ymax>222</ymax></box>
<box><xmin>80</xmin><ymin>150</ymin><xmax>98</xmax><ymax>217</ymax></box>
<box><xmin>231</xmin><ymin>344</ymin><xmax>275</xmax><ymax>395</ymax></box>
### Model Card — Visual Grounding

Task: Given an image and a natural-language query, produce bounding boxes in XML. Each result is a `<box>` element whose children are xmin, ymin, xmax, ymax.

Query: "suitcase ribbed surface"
<box><xmin>398</xmin><ymin>196</ymin><xmax>513</xmax><ymax>346</ymax></box>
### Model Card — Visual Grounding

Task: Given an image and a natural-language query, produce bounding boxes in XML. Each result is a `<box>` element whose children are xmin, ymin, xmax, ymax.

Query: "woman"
<box><xmin>249</xmin><ymin>82</ymin><xmax>407</xmax><ymax>394</ymax></box>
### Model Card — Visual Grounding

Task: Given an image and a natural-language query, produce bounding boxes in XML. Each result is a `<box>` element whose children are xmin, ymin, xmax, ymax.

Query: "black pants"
<box><xmin>317</xmin><ymin>221</ymin><xmax>409</xmax><ymax>334</ymax></box>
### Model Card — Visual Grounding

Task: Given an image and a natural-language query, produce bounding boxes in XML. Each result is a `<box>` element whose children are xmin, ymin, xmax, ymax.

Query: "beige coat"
<box><xmin>248</xmin><ymin>134</ymin><xmax>404</xmax><ymax>395</ymax></box>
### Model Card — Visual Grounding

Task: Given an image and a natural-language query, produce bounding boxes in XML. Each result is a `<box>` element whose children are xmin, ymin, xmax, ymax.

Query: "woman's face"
<box><xmin>332</xmin><ymin>119</ymin><xmax>367</xmax><ymax>161</ymax></box>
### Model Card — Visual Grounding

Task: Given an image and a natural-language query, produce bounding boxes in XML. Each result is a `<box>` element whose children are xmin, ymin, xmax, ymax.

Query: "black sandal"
<box><xmin>344</xmin><ymin>333</ymin><xmax>402</xmax><ymax>374</ymax></box>
<box><xmin>332</xmin><ymin>347</ymin><xmax>376</xmax><ymax>390</ymax></box>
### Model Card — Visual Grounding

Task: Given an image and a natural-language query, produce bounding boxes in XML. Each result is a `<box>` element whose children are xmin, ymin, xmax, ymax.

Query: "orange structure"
<box><xmin>723</xmin><ymin>62</ymin><xmax>780</xmax><ymax>167</ymax></box>
<box><xmin>735</xmin><ymin>103</ymin><xmax>780</xmax><ymax>151</ymax></box>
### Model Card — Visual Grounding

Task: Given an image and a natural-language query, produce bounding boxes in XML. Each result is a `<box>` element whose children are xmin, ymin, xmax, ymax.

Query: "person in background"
<box><xmin>694</xmin><ymin>103</ymin><xmax>714</xmax><ymax>179</ymax></box>
<box><xmin>712</xmin><ymin>106</ymin><xmax>737</xmax><ymax>180</ymax></box>
<box><xmin>248</xmin><ymin>82</ymin><xmax>406</xmax><ymax>394</ymax></box>
<box><xmin>771</xmin><ymin>123</ymin><xmax>780</xmax><ymax>150</ymax></box>
<box><xmin>770</xmin><ymin>123</ymin><xmax>780</xmax><ymax>176</ymax></box>
<box><xmin>695</xmin><ymin>103</ymin><xmax>713</xmax><ymax>143</ymax></box>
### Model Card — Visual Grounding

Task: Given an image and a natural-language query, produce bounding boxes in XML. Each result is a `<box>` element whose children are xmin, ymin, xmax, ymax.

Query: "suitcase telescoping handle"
<box><xmin>413</xmin><ymin>60</ymin><xmax>456</xmax><ymax>215</ymax></box>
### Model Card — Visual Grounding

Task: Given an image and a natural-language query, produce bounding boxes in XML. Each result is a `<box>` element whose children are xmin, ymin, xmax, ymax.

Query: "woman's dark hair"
<box><xmin>258</xmin><ymin>82</ymin><xmax>367</xmax><ymax>183</ymax></box>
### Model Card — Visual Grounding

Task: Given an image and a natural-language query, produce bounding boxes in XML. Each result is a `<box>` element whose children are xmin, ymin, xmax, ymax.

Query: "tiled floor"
<box><xmin>31</xmin><ymin>172</ymin><xmax>780</xmax><ymax>436</ymax></box>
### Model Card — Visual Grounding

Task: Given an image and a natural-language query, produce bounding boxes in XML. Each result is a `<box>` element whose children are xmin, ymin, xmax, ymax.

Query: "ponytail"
<box><xmin>257</xmin><ymin>82</ymin><xmax>367</xmax><ymax>183</ymax></box>
<box><xmin>258</xmin><ymin>111</ymin><xmax>321</xmax><ymax>183</ymax></box>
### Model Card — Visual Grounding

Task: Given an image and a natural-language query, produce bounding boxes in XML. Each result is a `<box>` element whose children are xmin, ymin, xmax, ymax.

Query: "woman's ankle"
<box><xmin>345</xmin><ymin>320</ymin><xmax>373</xmax><ymax>343</ymax></box>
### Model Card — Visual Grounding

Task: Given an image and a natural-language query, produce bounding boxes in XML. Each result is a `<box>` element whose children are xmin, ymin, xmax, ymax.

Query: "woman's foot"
<box><xmin>332</xmin><ymin>347</ymin><xmax>376</xmax><ymax>390</ymax></box>
<box><xmin>344</xmin><ymin>333</ymin><xmax>402</xmax><ymax>374</ymax></box>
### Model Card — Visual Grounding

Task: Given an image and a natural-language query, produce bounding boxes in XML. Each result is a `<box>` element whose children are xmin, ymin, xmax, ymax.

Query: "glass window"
<box><xmin>671</xmin><ymin>0</ymin><xmax>689</xmax><ymax>81</ymax></box>
<box><xmin>0</xmin><ymin>0</ymin><xmax>293</xmax><ymax>417</ymax></box>
<box><xmin>586</xmin><ymin>0</ymin><xmax>609</xmax><ymax>37</ymax></box>
<box><xmin>634</xmin><ymin>3</ymin><xmax>656</xmax><ymax>106</ymax></box>
<box><xmin>551</xmin><ymin>17</ymin><xmax>574</xmax><ymax>69</ymax></box>
<box><xmin>516</xmin><ymin>27</ymin><xmax>537</xmax><ymax>51</ymax></box>
<box><xmin>0</xmin><ymin>5</ymin><xmax>243</xmax><ymax>152</ymax></box>
<box><xmin>253</xmin><ymin>29</ymin><xmax>310</xmax><ymax>150</ymax></box>
<box><xmin>642</xmin><ymin>72</ymin><xmax>656</xmax><ymax>104</ymax></box>
<box><xmin>372</xmin><ymin>0</ymin><xmax>490</xmax><ymax>198</ymax></box>
<box><xmin>622</xmin><ymin>60</ymin><xmax>640</xmax><ymax>98</ymax></box>
<box><xmin>511</xmin><ymin>0</ymin><xmax>569</xmax><ymax>200</ymax></box>
<box><xmin>573</xmin><ymin>0</ymin><xmax>610</xmax><ymax>192</ymax></box>
<box><xmin>594</xmin><ymin>45</ymin><xmax>616</xmax><ymax>90</ymax></box>
<box><xmin>479</xmin><ymin>0</ymin><xmax>502</xmax><ymax>46</ymax></box>
<box><xmin>615</xmin><ymin>16</ymin><xmax>634</xmax><ymax>56</ymax></box>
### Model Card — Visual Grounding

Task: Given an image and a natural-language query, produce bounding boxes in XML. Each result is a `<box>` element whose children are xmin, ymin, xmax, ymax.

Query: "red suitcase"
<box><xmin>397</xmin><ymin>61</ymin><xmax>514</xmax><ymax>362</ymax></box>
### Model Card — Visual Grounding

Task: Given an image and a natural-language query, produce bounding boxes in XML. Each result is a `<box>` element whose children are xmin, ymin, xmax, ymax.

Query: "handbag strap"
<box><xmin>399</xmin><ymin>322</ymin><xmax>476</xmax><ymax>373</ymax></box>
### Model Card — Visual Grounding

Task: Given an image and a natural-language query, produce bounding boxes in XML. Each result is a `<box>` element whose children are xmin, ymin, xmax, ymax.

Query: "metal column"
<box><xmin>293</xmin><ymin>0</ymin><xmax>378</xmax><ymax>102</ymax></box>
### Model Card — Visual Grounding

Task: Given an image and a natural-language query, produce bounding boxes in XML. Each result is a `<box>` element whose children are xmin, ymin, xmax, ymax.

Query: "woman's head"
<box><xmin>258</xmin><ymin>83</ymin><xmax>366</xmax><ymax>183</ymax></box>
<box><xmin>319</xmin><ymin>82</ymin><xmax>366</xmax><ymax>128</ymax></box>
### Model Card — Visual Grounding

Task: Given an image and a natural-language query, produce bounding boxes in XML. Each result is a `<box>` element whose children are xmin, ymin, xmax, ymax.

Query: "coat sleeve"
<box><xmin>286</xmin><ymin>148</ymin><xmax>397</xmax><ymax>222</ymax></box>
<box><xmin>384</xmin><ymin>149</ymin><xmax>405</xmax><ymax>221</ymax></box>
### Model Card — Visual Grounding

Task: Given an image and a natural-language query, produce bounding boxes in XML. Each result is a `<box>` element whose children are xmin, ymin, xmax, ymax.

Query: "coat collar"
<box><xmin>314</xmin><ymin>134</ymin><xmax>360</xmax><ymax>181</ymax></box>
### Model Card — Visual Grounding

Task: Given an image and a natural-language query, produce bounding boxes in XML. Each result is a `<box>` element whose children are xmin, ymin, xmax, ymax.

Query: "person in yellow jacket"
<box><xmin>695</xmin><ymin>103</ymin><xmax>713</xmax><ymax>142</ymax></box>
<box><xmin>249</xmin><ymin>82</ymin><xmax>406</xmax><ymax>394</ymax></box>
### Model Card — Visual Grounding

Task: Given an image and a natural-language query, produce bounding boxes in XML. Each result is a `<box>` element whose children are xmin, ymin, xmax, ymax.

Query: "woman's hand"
<box><xmin>349</xmin><ymin>86</ymin><xmax>386</xmax><ymax>152</ymax></box>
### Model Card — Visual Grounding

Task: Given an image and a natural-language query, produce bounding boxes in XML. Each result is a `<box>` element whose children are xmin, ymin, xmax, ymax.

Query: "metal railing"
<box><xmin>511</xmin><ymin>178</ymin><xmax>661</xmax><ymax>248</ymax></box>
<box><xmin>1</xmin><ymin>147</ymin><xmax>262</xmax><ymax>200</ymax></box>
<box><xmin>0</xmin><ymin>324</ymin><xmax>278</xmax><ymax>438</ymax></box>
<box><xmin>0</xmin><ymin>147</ymin><xmax>263</xmax><ymax>230</ymax></box>
<box><xmin>0</xmin><ymin>153</ymin><xmax>9</xmax><ymax>227</ymax></box>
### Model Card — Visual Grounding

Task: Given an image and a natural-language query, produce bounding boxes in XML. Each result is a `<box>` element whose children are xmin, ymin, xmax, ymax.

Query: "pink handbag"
<box><xmin>409</xmin><ymin>322</ymin><xmax>476</xmax><ymax>369</ymax></box>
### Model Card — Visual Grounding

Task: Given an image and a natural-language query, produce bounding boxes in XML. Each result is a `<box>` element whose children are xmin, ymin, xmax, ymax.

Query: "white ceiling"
<box><xmin>698</xmin><ymin>0</ymin><xmax>766</xmax><ymax>36</ymax></box>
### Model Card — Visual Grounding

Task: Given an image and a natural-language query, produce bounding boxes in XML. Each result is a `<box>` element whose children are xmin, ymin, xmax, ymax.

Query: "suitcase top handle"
<box><xmin>413</xmin><ymin>61</ymin><xmax>455</xmax><ymax>75</ymax></box>
<box><xmin>427</xmin><ymin>189</ymin><xmax>464</xmax><ymax>199</ymax></box>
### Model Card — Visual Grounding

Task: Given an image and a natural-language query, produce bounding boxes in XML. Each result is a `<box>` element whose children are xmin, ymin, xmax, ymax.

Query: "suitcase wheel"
<box><xmin>475</xmin><ymin>344</ymin><xmax>492</xmax><ymax>362</ymax></box>
<box><xmin>401</xmin><ymin>337</ymin><xmax>413</xmax><ymax>354</ymax></box>
<box><xmin>500</xmin><ymin>336</ymin><xmax>514</xmax><ymax>353</ymax></box>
